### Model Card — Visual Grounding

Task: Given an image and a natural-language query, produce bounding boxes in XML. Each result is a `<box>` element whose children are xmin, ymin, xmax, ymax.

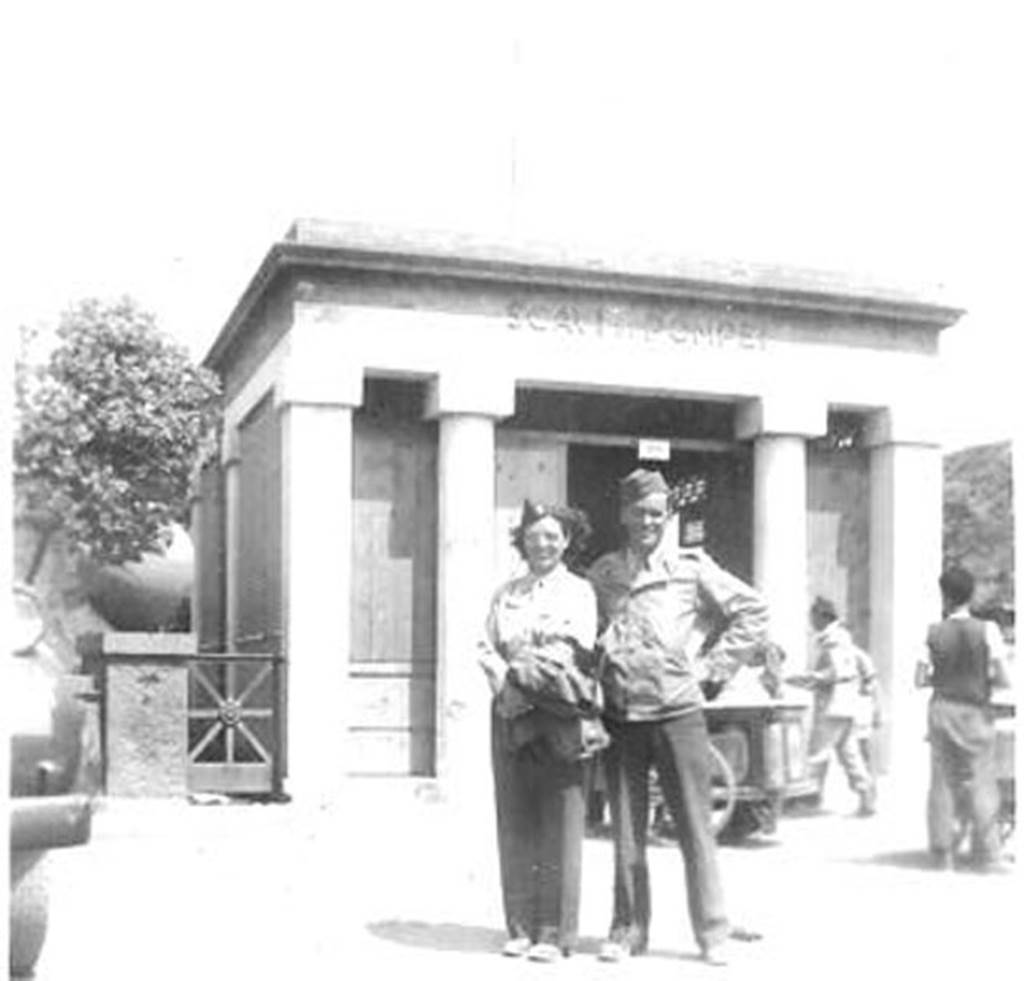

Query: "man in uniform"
<box><xmin>588</xmin><ymin>468</ymin><xmax>769</xmax><ymax>966</ymax></box>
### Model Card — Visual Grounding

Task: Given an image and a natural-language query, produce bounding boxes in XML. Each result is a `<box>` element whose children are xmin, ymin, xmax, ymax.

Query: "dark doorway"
<box><xmin>567</xmin><ymin>444</ymin><xmax>753</xmax><ymax>579</ymax></box>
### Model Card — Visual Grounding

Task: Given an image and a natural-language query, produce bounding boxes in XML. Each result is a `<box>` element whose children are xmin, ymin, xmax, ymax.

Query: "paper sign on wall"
<box><xmin>637</xmin><ymin>438</ymin><xmax>671</xmax><ymax>461</ymax></box>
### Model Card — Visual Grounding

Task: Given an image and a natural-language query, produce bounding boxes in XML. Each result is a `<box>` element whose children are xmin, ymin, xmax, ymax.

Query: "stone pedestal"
<box><xmin>101</xmin><ymin>632</ymin><xmax>196</xmax><ymax>797</ymax></box>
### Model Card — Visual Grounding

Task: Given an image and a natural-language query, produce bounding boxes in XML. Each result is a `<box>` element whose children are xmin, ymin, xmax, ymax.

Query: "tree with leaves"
<box><xmin>943</xmin><ymin>441</ymin><xmax>1014</xmax><ymax>609</ymax></box>
<box><xmin>15</xmin><ymin>297</ymin><xmax>221</xmax><ymax>568</ymax></box>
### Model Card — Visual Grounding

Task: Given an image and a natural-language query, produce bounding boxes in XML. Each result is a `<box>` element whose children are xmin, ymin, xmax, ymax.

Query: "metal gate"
<box><xmin>186</xmin><ymin>652</ymin><xmax>284</xmax><ymax>795</ymax></box>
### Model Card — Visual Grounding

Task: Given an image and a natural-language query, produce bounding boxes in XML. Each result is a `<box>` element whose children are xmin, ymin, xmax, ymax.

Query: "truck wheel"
<box><xmin>708</xmin><ymin>742</ymin><xmax>737</xmax><ymax>839</ymax></box>
<box><xmin>645</xmin><ymin>742</ymin><xmax>737</xmax><ymax>842</ymax></box>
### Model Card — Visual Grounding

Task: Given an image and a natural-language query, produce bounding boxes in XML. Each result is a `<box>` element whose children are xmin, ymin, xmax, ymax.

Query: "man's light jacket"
<box><xmin>588</xmin><ymin>543</ymin><xmax>768</xmax><ymax>722</ymax></box>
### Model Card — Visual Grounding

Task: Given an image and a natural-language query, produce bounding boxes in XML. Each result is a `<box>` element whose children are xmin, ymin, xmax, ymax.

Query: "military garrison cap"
<box><xmin>619</xmin><ymin>468</ymin><xmax>669</xmax><ymax>505</ymax></box>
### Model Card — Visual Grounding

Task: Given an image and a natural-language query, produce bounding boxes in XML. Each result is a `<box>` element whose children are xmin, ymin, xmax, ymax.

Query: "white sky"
<box><xmin>6</xmin><ymin>0</ymin><xmax>1022</xmax><ymax>449</ymax></box>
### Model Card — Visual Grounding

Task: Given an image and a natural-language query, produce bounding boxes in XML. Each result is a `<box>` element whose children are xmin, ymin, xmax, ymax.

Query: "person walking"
<box><xmin>587</xmin><ymin>469</ymin><xmax>769</xmax><ymax>967</ymax></box>
<box><xmin>478</xmin><ymin>501</ymin><xmax>606</xmax><ymax>961</ymax></box>
<box><xmin>915</xmin><ymin>567</ymin><xmax>1011</xmax><ymax>871</ymax></box>
<box><xmin>790</xmin><ymin>598</ymin><xmax>878</xmax><ymax>816</ymax></box>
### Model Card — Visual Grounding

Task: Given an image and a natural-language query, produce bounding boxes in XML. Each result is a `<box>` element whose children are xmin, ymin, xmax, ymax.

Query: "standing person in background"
<box><xmin>478</xmin><ymin>501</ymin><xmax>606</xmax><ymax>962</ymax></box>
<box><xmin>789</xmin><ymin>598</ymin><xmax>877</xmax><ymax>816</ymax></box>
<box><xmin>588</xmin><ymin>469</ymin><xmax>768</xmax><ymax>967</ymax></box>
<box><xmin>915</xmin><ymin>567</ymin><xmax>1011</xmax><ymax>872</ymax></box>
<box><xmin>852</xmin><ymin>645</ymin><xmax>882</xmax><ymax>780</ymax></box>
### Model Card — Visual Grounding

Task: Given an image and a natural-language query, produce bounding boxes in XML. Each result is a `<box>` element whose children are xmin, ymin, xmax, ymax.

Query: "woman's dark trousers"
<box><xmin>603</xmin><ymin>711</ymin><xmax>729</xmax><ymax>954</ymax></box>
<box><xmin>491</xmin><ymin>707</ymin><xmax>585</xmax><ymax>951</ymax></box>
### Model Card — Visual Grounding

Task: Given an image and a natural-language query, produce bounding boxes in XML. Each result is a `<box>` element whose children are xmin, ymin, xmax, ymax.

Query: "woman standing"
<box><xmin>478</xmin><ymin>500</ymin><xmax>604</xmax><ymax>962</ymax></box>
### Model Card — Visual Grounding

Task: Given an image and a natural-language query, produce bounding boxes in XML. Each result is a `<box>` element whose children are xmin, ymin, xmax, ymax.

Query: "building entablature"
<box><xmin>205</xmin><ymin>222</ymin><xmax>963</xmax><ymax>388</ymax></box>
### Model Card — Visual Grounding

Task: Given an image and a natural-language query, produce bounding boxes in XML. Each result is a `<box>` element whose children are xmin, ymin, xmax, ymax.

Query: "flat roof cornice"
<box><xmin>204</xmin><ymin>220</ymin><xmax>965</xmax><ymax>370</ymax></box>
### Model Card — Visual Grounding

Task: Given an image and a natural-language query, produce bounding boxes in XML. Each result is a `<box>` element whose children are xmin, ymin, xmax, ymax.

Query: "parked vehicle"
<box><xmin>9</xmin><ymin>584</ymin><xmax>93</xmax><ymax>978</ymax></box>
<box><xmin>704</xmin><ymin>697</ymin><xmax>816</xmax><ymax>838</ymax></box>
<box><xmin>588</xmin><ymin>676</ymin><xmax>815</xmax><ymax>843</ymax></box>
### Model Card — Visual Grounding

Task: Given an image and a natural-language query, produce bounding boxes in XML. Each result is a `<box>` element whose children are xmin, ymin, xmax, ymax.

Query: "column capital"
<box><xmin>221</xmin><ymin>427</ymin><xmax>241</xmax><ymax>467</ymax></box>
<box><xmin>425</xmin><ymin>372</ymin><xmax>515</xmax><ymax>419</ymax></box>
<box><xmin>274</xmin><ymin>355</ymin><xmax>363</xmax><ymax>410</ymax></box>
<box><xmin>863</xmin><ymin>405</ymin><xmax>942</xmax><ymax>448</ymax></box>
<box><xmin>274</xmin><ymin>314</ymin><xmax>365</xmax><ymax>409</ymax></box>
<box><xmin>735</xmin><ymin>394</ymin><xmax>828</xmax><ymax>441</ymax></box>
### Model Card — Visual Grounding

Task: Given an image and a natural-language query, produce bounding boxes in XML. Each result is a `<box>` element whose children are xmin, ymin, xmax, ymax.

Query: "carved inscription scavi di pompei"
<box><xmin>506</xmin><ymin>298</ymin><xmax>767</xmax><ymax>350</ymax></box>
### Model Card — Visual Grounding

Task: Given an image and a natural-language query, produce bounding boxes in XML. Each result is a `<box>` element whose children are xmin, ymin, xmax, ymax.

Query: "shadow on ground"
<box><xmin>368</xmin><ymin>920</ymin><xmax>505</xmax><ymax>953</ymax></box>
<box><xmin>368</xmin><ymin>921</ymin><xmax>686</xmax><ymax>959</ymax></box>
<box><xmin>847</xmin><ymin>849</ymin><xmax>947</xmax><ymax>871</ymax></box>
<box><xmin>719</xmin><ymin>834</ymin><xmax>782</xmax><ymax>851</ymax></box>
<box><xmin>849</xmin><ymin>850</ymin><xmax>1016</xmax><ymax>874</ymax></box>
<box><xmin>368</xmin><ymin>920</ymin><xmax>764</xmax><ymax>962</ymax></box>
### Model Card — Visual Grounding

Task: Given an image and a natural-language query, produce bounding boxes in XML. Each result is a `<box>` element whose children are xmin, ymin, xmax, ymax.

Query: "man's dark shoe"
<box><xmin>972</xmin><ymin>857</ymin><xmax>1014</xmax><ymax>875</ymax></box>
<box><xmin>597</xmin><ymin>940</ymin><xmax>630</xmax><ymax>963</ymax></box>
<box><xmin>857</xmin><ymin>787</ymin><xmax>877</xmax><ymax>816</ymax></box>
<box><xmin>931</xmin><ymin>850</ymin><xmax>955</xmax><ymax>871</ymax></box>
<box><xmin>701</xmin><ymin>943</ymin><xmax>730</xmax><ymax>967</ymax></box>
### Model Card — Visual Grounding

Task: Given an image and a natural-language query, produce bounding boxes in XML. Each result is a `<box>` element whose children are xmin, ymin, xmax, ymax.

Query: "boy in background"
<box><xmin>915</xmin><ymin>567</ymin><xmax>1011</xmax><ymax>871</ymax></box>
<box><xmin>789</xmin><ymin>597</ymin><xmax>877</xmax><ymax>816</ymax></box>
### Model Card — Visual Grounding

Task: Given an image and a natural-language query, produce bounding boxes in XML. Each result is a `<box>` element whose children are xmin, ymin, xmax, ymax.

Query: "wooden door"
<box><xmin>567</xmin><ymin>443</ymin><xmax>753</xmax><ymax>578</ymax></box>
<box><xmin>349</xmin><ymin>418</ymin><xmax>437</xmax><ymax>775</ymax></box>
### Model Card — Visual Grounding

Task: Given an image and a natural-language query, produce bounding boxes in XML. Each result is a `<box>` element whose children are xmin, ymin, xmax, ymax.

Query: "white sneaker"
<box><xmin>502</xmin><ymin>937</ymin><xmax>531</xmax><ymax>957</ymax></box>
<box><xmin>528</xmin><ymin>942</ymin><xmax>561</xmax><ymax>963</ymax></box>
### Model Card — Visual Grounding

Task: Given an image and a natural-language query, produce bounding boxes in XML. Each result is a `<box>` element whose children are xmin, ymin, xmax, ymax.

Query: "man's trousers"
<box><xmin>491</xmin><ymin>706</ymin><xmax>586</xmax><ymax>950</ymax></box>
<box><xmin>926</xmin><ymin>698</ymin><xmax>1000</xmax><ymax>863</ymax></box>
<box><xmin>603</xmin><ymin>711</ymin><xmax>729</xmax><ymax>954</ymax></box>
<box><xmin>808</xmin><ymin>715</ymin><xmax>873</xmax><ymax>795</ymax></box>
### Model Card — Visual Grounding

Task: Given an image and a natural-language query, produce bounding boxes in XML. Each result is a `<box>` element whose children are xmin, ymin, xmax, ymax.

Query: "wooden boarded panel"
<box><xmin>566</xmin><ymin>443</ymin><xmax>753</xmax><ymax>579</ymax></box>
<box><xmin>347</xmin><ymin>730</ymin><xmax>435</xmax><ymax>776</ymax></box>
<box><xmin>352</xmin><ymin>420</ymin><xmax>436</xmax><ymax>665</ymax></box>
<box><xmin>494</xmin><ymin>433</ymin><xmax>567</xmax><ymax>583</ymax></box>
<box><xmin>350</xmin><ymin>417</ymin><xmax>437</xmax><ymax>776</ymax></box>
<box><xmin>237</xmin><ymin>394</ymin><xmax>282</xmax><ymax>653</ymax></box>
<box><xmin>348</xmin><ymin>673</ymin><xmax>436</xmax><ymax>730</ymax></box>
<box><xmin>807</xmin><ymin>447</ymin><xmax>871</xmax><ymax>648</ymax></box>
<box><xmin>188</xmin><ymin>763</ymin><xmax>273</xmax><ymax>794</ymax></box>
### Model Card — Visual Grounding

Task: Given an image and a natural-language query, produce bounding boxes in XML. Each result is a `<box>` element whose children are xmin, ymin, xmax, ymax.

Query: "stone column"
<box><xmin>275</xmin><ymin>349</ymin><xmax>363</xmax><ymax>804</ymax></box>
<box><xmin>736</xmin><ymin>395</ymin><xmax>827</xmax><ymax>666</ymax></box>
<box><xmin>865</xmin><ymin>407</ymin><xmax>943</xmax><ymax>781</ymax></box>
<box><xmin>426</xmin><ymin>373</ymin><xmax>515</xmax><ymax>819</ymax></box>
<box><xmin>221</xmin><ymin>431</ymin><xmax>241</xmax><ymax>651</ymax></box>
<box><xmin>187</xmin><ymin>486</ymin><xmax>203</xmax><ymax>642</ymax></box>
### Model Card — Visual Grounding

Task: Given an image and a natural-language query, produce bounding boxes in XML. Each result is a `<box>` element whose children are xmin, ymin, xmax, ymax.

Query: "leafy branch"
<box><xmin>14</xmin><ymin>297</ymin><xmax>222</xmax><ymax>566</ymax></box>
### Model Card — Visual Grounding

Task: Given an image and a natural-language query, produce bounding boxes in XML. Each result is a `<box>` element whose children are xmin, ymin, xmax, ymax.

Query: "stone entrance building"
<box><xmin>194</xmin><ymin>220</ymin><xmax>961</xmax><ymax>802</ymax></box>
